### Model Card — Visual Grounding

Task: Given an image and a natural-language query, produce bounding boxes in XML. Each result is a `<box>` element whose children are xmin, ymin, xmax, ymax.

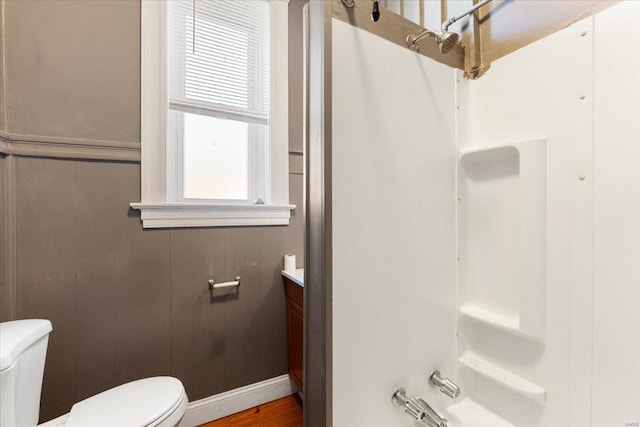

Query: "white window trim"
<box><xmin>132</xmin><ymin>0</ymin><xmax>293</xmax><ymax>228</ymax></box>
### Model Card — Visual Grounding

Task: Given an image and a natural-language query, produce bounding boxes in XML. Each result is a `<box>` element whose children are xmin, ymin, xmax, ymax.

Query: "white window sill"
<box><xmin>130</xmin><ymin>202</ymin><xmax>296</xmax><ymax>228</ymax></box>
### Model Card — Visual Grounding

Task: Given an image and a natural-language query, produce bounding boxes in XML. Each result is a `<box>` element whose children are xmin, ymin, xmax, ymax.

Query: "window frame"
<box><xmin>132</xmin><ymin>0</ymin><xmax>292</xmax><ymax>228</ymax></box>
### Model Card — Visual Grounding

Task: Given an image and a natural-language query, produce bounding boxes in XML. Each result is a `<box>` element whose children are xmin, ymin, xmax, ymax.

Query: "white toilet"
<box><xmin>0</xmin><ymin>319</ymin><xmax>188</xmax><ymax>427</ymax></box>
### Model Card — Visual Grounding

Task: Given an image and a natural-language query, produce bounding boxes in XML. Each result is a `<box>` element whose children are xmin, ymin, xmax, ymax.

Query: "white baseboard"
<box><xmin>178</xmin><ymin>375</ymin><xmax>297</xmax><ymax>427</ymax></box>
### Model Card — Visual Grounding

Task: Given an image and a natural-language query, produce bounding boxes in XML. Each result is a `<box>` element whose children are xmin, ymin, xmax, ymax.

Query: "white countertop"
<box><xmin>282</xmin><ymin>268</ymin><xmax>304</xmax><ymax>287</ymax></box>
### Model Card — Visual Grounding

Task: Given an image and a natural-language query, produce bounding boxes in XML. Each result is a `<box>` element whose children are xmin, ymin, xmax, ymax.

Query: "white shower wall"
<box><xmin>591</xmin><ymin>3</ymin><xmax>640</xmax><ymax>424</ymax></box>
<box><xmin>456</xmin><ymin>16</ymin><xmax>594</xmax><ymax>427</ymax></box>
<box><xmin>458</xmin><ymin>2</ymin><xmax>640</xmax><ymax>426</ymax></box>
<box><xmin>331</xmin><ymin>18</ymin><xmax>458</xmax><ymax>426</ymax></box>
<box><xmin>329</xmin><ymin>2</ymin><xmax>640</xmax><ymax>426</ymax></box>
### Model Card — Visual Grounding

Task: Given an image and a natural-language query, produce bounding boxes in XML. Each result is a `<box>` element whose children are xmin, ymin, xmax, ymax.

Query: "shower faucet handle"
<box><xmin>429</xmin><ymin>370</ymin><xmax>460</xmax><ymax>399</ymax></box>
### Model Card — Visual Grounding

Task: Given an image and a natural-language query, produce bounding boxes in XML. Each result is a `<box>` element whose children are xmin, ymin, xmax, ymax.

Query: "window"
<box><xmin>132</xmin><ymin>0</ymin><xmax>292</xmax><ymax>228</ymax></box>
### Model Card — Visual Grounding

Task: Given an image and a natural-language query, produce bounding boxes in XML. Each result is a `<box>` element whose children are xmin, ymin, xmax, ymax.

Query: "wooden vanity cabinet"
<box><xmin>285</xmin><ymin>278</ymin><xmax>304</xmax><ymax>396</ymax></box>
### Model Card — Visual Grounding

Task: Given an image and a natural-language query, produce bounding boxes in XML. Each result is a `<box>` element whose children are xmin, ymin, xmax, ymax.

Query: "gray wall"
<box><xmin>0</xmin><ymin>0</ymin><xmax>305</xmax><ymax>422</ymax></box>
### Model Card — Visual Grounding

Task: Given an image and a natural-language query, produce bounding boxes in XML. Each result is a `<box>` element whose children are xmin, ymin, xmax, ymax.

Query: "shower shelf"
<box><xmin>444</xmin><ymin>398</ymin><xmax>514</xmax><ymax>427</ymax></box>
<box><xmin>459</xmin><ymin>304</ymin><xmax>519</xmax><ymax>331</ymax></box>
<box><xmin>459</xmin><ymin>353</ymin><xmax>547</xmax><ymax>404</ymax></box>
<box><xmin>459</xmin><ymin>304</ymin><xmax>543</xmax><ymax>343</ymax></box>
<box><xmin>458</xmin><ymin>138</ymin><xmax>547</xmax><ymax>342</ymax></box>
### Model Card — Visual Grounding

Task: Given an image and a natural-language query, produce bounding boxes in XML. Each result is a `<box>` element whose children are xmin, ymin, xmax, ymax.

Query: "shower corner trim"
<box><xmin>304</xmin><ymin>1</ymin><xmax>333</xmax><ymax>426</ymax></box>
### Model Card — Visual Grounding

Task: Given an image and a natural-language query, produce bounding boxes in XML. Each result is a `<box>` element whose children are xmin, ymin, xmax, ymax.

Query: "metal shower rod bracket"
<box><xmin>442</xmin><ymin>0</ymin><xmax>494</xmax><ymax>31</ymax></box>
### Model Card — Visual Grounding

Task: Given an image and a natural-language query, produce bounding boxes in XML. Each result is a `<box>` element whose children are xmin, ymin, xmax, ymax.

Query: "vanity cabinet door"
<box><xmin>287</xmin><ymin>295</ymin><xmax>304</xmax><ymax>394</ymax></box>
<box><xmin>285</xmin><ymin>277</ymin><xmax>304</xmax><ymax>395</ymax></box>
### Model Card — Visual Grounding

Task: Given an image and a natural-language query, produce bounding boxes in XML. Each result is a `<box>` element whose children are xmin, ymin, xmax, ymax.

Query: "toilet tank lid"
<box><xmin>0</xmin><ymin>319</ymin><xmax>53</xmax><ymax>371</ymax></box>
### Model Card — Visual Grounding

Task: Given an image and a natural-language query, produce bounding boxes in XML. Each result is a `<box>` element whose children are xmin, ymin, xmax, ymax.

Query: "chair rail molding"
<box><xmin>0</xmin><ymin>131</ymin><xmax>141</xmax><ymax>162</ymax></box>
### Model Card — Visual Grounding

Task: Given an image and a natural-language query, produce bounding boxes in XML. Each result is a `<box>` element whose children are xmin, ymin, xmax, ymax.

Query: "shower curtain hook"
<box><xmin>371</xmin><ymin>0</ymin><xmax>380</xmax><ymax>22</ymax></box>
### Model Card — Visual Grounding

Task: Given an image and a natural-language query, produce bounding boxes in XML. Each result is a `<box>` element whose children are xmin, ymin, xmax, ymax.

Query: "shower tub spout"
<box><xmin>392</xmin><ymin>387</ymin><xmax>448</xmax><ymax>427</ymax></box>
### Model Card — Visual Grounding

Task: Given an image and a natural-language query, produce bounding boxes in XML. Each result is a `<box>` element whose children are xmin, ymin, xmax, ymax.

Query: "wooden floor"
<box><xmin>199</xmin><ymin>394</ymin><xmax>303</xmax><ymax>427</ymax></box>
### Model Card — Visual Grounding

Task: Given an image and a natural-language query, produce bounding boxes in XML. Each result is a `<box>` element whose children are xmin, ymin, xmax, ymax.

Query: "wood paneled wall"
<box><xmin>11</xmin><ymin>158</ymin><xmax>303</xmax><ymax>421</ymax></box>
<box><xmin>0</xmin><ymin>0</ymin><xmax>306</xmax><ymax>422</ymax></box>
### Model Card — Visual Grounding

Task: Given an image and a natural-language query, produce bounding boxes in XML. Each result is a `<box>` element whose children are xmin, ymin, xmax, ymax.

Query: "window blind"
<box><xmin>168</xmin><ymin>0</ymin><xmax>270</xmax><ymax>125</ymax></box>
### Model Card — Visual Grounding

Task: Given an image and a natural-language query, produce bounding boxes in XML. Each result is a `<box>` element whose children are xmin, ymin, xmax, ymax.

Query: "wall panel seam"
<box><xmin>1</xmin><ymin>155</ymin><xmax>17</xmax><ymax>320</ymax></box>
<box><xmin>1</xmin><ymin>0</ymin><xmax>6</xmax><ymax>132</ymax></box>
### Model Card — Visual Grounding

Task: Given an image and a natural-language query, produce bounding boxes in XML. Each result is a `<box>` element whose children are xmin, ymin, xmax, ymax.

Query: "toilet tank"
<box><xmin>0</xmin><ymin>319</ymin><xmax>53</xmax><ymax>427</ymax></box>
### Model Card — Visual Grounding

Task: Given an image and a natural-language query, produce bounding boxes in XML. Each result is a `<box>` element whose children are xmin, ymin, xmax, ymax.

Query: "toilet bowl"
<box><xmin>0</xmin><ymin>319</ymin><xmax>188</xmax><ymax>427</ymax></box>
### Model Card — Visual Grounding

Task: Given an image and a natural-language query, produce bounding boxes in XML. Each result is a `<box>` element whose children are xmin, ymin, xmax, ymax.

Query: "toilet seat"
<box><xmin>64</xmin><ymin>377</ymin><xmax>187</xmax><ymax>427</ymax></box>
